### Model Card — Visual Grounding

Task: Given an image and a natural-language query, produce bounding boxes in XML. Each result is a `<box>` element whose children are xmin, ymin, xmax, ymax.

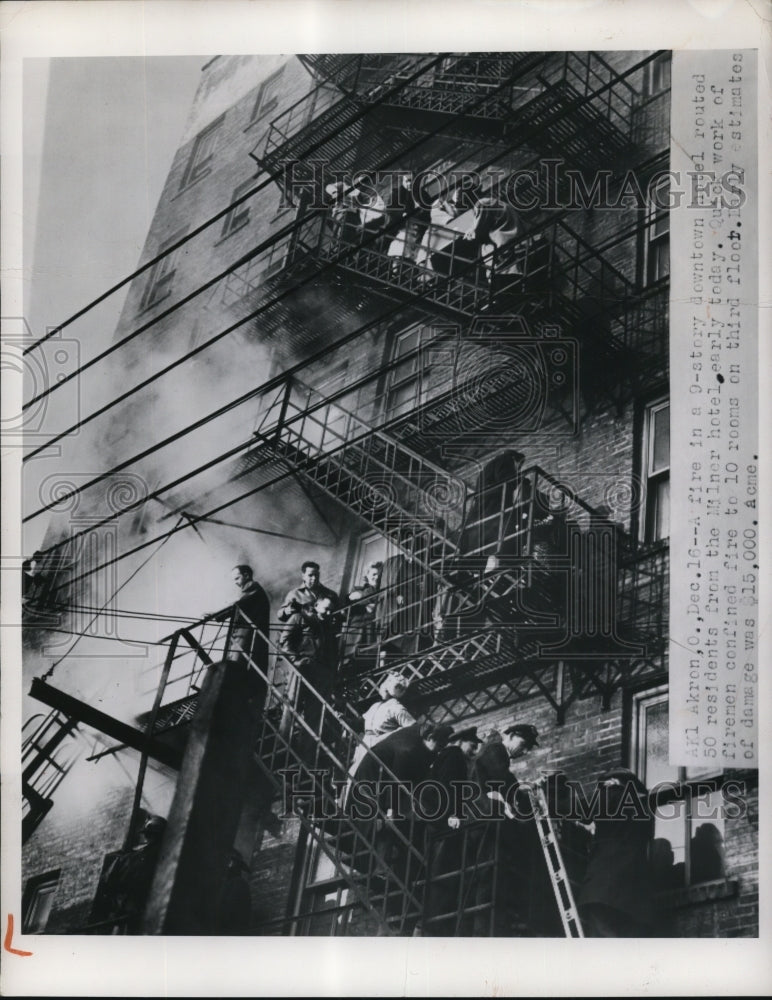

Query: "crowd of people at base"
<box><xmin>343</xmin><ymin>709</ymin><xmax>667</xmax><ymax>938</ymax></box>
<box><xmin>323</xmin><ymin>171</ymin><xmax>527</xmax><ymax>289</ymax></box>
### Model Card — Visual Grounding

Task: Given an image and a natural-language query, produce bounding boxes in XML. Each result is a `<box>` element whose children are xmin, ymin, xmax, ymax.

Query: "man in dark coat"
<box><xmin>228</xmin><ymin>565</ymin><xmax>270</xmax><ymax>667</ymax></box>
<box><xmin>422</xmin><ymin>726</ymin><xmax>482</xmax><ymax>935</ymax></box>
<box><xmin>209</xmin><ymin>564</ymin><xmax>270</xmax><ymax>711</ymax></box>
<box><xmin>350</xmin><ymin>721</ymin><xmax>453</xmax><ymax>809</ymax></box>
<box><xmin>469</xmin><ymin>723</ymin><xmax>552</xmax><ymax>935</ymax></box>
<box><xmin>576</xmin><ymin>767</ymin><xmax>656</xmax><ymax>937</ymax></box>
<box><xmin>347</xmin><ymin>722</ymin><xmax>454</xmax><ymax>891</ymax></box>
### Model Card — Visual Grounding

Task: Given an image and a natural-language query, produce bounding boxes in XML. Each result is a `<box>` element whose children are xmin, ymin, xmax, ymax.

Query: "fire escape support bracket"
<box><xmin>569</xmin><ymin>660</ymin><xmax>620</xmax><ymax>711</ymax></box>
<box><xmin>29</xmin><ymin>678</ymin><xmax>182</xmax><ymax>771</ymax></box>
<box><xmin>525</xmin><ymin>660</ymin><xmax>572</xmax><ymax>726</ymax></box>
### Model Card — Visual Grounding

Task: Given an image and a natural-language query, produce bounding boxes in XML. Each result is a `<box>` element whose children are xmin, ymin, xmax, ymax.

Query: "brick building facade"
<box><xmin>21</xmin><ymin>51</ymin><xmax>758</xmax><ymax>939</ymax></box>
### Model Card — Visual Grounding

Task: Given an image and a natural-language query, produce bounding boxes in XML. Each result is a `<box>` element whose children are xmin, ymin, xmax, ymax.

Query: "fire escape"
<box><xmin>22</xmin><ymin>710</ymin><xmax>82</xmax><ymax>842</ymax></box>
<box><xmin>26</xmin><ymin>51</ymin><xmax>670</xmax><ymax>936</ymax></box>
<box><xmin>239</xmin><ymin>49</ymin><xmax>668</xmax><ymax>931</ymax></box>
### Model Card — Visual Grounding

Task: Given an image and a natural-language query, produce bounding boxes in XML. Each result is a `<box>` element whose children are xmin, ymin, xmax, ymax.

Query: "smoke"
<box><xmin>22</xmin><ymin>254</ymin><xmax>361</xmax><ymax>729</ymax></box>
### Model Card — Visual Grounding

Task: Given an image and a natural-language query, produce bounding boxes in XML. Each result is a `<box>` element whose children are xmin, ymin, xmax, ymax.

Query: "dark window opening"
<box><xmin>251</xmin><ymin>67</ymin><xmax>285</xmax><ymax>124</ymax></box>
<box><xmin>22</xmin><ymin>870</ymin><xmax>61</xmax><ymax>933</ymax></box>
<box><xmin>179</xmin><ymin>114</ymin><xmax>225</xmax><ymax>190</ymax></box>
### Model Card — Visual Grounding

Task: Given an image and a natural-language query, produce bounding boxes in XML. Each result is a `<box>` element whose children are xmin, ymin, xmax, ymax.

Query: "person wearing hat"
<box><xmin>470</xmin><ymin>722</ymin><xmax>539</xmax><ymax>810</ymax></box>
<box><xmin>468</xmin><ymin>723</ymin><xmax>547</xmax><ymax>935</ymax></box>
<box><xmin>427</xmin><ymin>725</ymin><xmax>483</xmax><ymax>827</ymax></box>
<box><xmin>419</xmin><ymin>724</ymin><xmax>484</xmax><ymax>935</ymax></box>
<box><xmin>576</xmin><ymin>767</ymin><xmax>656</xmax><ymax>937</ymax></box>
<box><xmin>347</xmin><ymin>720</ymin><xmax>454</xmax><ymax>905</ymax></box>
<box><xmin>101</xmin><ymin>813</ymin><xmax>167</xmax><ymax>933</ymax></box>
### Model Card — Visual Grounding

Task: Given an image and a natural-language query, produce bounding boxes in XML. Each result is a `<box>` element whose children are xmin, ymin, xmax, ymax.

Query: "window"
<box><xmin>221</xmin><ymin>178</ymin><xmax>256</xmax><ymax>239</ymax></box>
<box><xmin>139</xmin><ymin>230</ymin><xmax>188</xmax><ymax>312</ymax></box>
<box><xmin>383</xmin><ymin>326</ymin><xmax>427</xmax><ymax>417</ymax></box>
<box><xmin>631</xmin><ymin>686</ymin><xmax>726</xmax><ymax>891</ymax></box>
<box><xmin>251</xmin><ymin>67</ymin><xmax>285</xmax><ymax>124</ymax></box>
<box><xmin>295</xmin><ymin>836</ymin><xmax>353</xmax><ymax>935</ymax></box>
<box><xmin>349</xmin><ymin>530</ymin><xmax>392</xmax><ymax>591</ymax></box>
<box><xmin>22</xmin><ymin>870</ymin><xmax>60</xmax><ymax>933</ymax></box>
<box><xmin>644</xmin><ymin>175</ymin><xmax>670</xmax><ymax>285</ymax></box>
<box><xmin>179</xmin><ymin>114</ymin><xmax>225</xmax><ymax>190</ymax></box>
<box><xmin>295</xmin><ymin>361</ymin><xmax>351</xmax><ymax>454</ymax></box>
<box><xmin>640</xmin><ymin>397</ymin><xmax>669</xmax><ymax>542</ymax></box>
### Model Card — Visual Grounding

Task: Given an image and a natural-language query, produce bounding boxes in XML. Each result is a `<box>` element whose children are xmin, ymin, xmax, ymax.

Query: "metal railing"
<box><xmin>261</xmin><ymin>55</ymin><xmax>445</xmax><ymax>171</ymax></box>
<box><xmin>154</xmin><ymin>608</ymin><xmax>433</xmax><ymax>934</ymax></box>
<box><xmin>617</xmin><ymin>540</ymin><xmax>669</xmax><ymax>647</ymax></box>
<box><xmin>295</xmin><ymin>52</ymin><xmax>638</xmax><ymax>154</ymax></box>
<box><xmin>21</xmin><ymin>710</ymin><xmax>82</xmax><ymax>840</ymax></box>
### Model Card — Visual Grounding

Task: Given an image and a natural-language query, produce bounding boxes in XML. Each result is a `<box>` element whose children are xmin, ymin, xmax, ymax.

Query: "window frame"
<box><xmin>643</xmin><ymin>173</ymin><xmax>670</xmax><ymax>287</ymax></box>
<box><xmin>346</xmin><ymin>529</ymin><xmax>393</xmax><ymax>596</ymax></box>
<box><xmin>630</xmin><ymin>684</ymin><xmax>728</xmax><ymax>891</ymax></box>
<box><xmin>291</xmin><ymin>832</ymin><xmax>354</xmax><ymax>936</ymax></box>
<box><xmin>220</xmin><ymin>178</ymin><xmax>257</xmax><ymax>240</ymax></box>
<box><xmin>139</xmin><ymin>228</ymin><xmax>189</xmax><ymax>312</ymax></box>
<box><xmin>179</xmin><ymin>114</ymin><xmax>226</xmax><ymax>191</ymax></box>
<box><xmin>382</xmin><ymin>325</ymin><xmax>429</xmax><ymax>418</ymax></box>
<box><xmin>250</xmin><ymin>66</ymin><xmax>286</xmax><ymax>125</ymax></box>
<box><xmin>22</xmin><ymin>870</ymin><xmax>61</xmax><ymax>933</ymax></box>
<box><xmin>639</xmin><ymin>395</ymin><xmax>670</xmax><ymax>544</ymax></box>
<box><xmin>644</xmin><ymin>53</ymin><xmax>671</xmax><ymax>97</ymax></box>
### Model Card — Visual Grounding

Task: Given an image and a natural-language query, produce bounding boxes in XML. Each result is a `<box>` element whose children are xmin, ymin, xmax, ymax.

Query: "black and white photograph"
<box><xmin>1</xmin><ymin>1</ymin><xmax>769</xmax><ymax>996</ymax></box>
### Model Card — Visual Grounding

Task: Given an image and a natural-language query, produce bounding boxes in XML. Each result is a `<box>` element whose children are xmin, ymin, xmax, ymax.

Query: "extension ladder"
<box><xmin>527</xmin><ymin>781</ymin><xmax>584</xmax><ymax>937</ymax></box>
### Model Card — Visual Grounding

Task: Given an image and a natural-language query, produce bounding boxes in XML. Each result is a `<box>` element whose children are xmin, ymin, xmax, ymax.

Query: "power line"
<box><xmin>40</xmin><ymin>518</ymin><xmax>182</xmax><ymax>680</ymax></box>
<box><xmin>44</xmin><ymin>457</ymin><xmax>340</xmax><ymax>599</ymax></box>
<box><xmin>22</xmin><ymin>55</ymin><xmax>536</xmax><ymax>460</ymax></box>
<box><xmin>22</xmin><ymin>54</ymin><xmax>445</xmax><ymax>364</ymax></box>
<box><xmin>26</xmin><ymin>321</ymin><xmax>438</xmax><ymax>561</ymax></box>
<box><xmin>27</xmin><ymin>57</ymin><xmax>658</xmax><ymax>591</ymax></box>
<box><xmin>23</xmin><ymin>51</ymin><xmax>656</xmax><ymax>464</ymax></box>
<box><xmin>21</xmin><ymin>53</ymin><xmax>448</xmax><ymax>370</ymax></box>
<box><xmin>23</xmin><ymin>62</ymin><xmax>553</xmax><ymax>517</ymax></box>
<box><xmin>28</xmin><ymin>602</ymin><xmax>313</xmax><ymax>631</ymax></box>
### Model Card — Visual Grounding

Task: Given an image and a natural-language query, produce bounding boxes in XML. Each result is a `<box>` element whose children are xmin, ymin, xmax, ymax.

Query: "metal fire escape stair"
<box><xmin>21</xmin><ymin>710</ymin><xmax>82</xmax><ymax>842</ymax></box>
<box><xmin>296</xmin><ymin>52</ymin><xmax>635</xmax><ymax>168</ymax></box>
<box><xmin>258</xmin><ymin>55</ymin><xmax>448</xmax><ymax>179</ymax></box>
<box><xmin>248</xmin><ymin>374</ymin><xmax>464</xmax><ymax>575</ymax></box>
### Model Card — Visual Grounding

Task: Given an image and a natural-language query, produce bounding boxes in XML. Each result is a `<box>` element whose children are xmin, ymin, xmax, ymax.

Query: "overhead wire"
<box><xmin>22</xmin><ymin>53</ymin><xmax>554</xmax><ymax>463</ymax></box>
<box><xmin>23</xmin><ymin>55</ymin><xmax>570</xmax><ymax>518</ymax></box>
<box><xmin>21</xmin><ymin>54</ymin><xmax>449</xmax><ymax>404</ymax></box>
<box><xmin>28</xmin><ymin>54</ymin><xmax>657</xmax><ymax>595</ymax></box>
<box><xmin>21</xmin><ymin>54</ymin><xmax>450</xmax><ymax>363</ymax></box>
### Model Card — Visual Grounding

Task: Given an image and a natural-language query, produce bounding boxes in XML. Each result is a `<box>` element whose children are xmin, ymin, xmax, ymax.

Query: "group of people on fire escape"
<box><xmin>211</xmin><ymin>472</ymin><xmax>659</xmax><ymax>936</ymax></box>
<box><xmin>324</xmin><ymin>170</ymin><xmax>526</xmax><ymax>288</ymax></box>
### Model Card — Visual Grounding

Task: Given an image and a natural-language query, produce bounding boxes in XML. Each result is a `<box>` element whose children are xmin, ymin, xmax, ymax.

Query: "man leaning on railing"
<box><xmin>208</xmin><ymin>564</ymin><xmax>271</xmax><ymax>710</ymax></box>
